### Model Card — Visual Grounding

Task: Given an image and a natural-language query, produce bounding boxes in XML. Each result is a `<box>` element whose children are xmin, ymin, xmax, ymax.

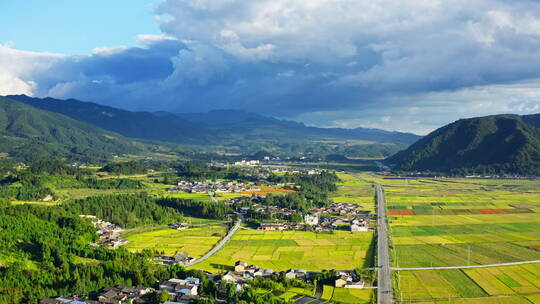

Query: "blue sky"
<box><xmin>1</xmin><ymin>0</ymin><xmax>540</xmax><ymax>134</ymax></box>
<box><xmin>0</xmin><ymin>0</ymin><xmax>160</xmax><ymax>54</ymax></box>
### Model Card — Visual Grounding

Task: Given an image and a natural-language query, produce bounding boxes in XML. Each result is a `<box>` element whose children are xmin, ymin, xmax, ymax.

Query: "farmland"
<box><xmin>124</xmin><ymin>221</ymin><xmax>228</xmax><ymax>257</ymax></box>
<box><xmin>370</xmin><ymin>175</ymin><xmax>540</xmax><ymax>302</ymax></box>
<box><xmin>399</xmin><ymin>264</ymin><xmax>540</xmax><ymax>303</ymax></box>
<box><xmin>191</xmin><ymin>229</ymin><xmax>375</xmax><ymax>273</ymax></box>
<box><xmin>331</xmin><ymin>173</ymin><xmax>375</xmax><ymax>208</ymax></box>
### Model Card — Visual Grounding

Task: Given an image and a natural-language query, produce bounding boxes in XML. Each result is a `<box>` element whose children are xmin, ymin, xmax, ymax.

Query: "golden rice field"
<box><xmin>124</xmin><ymin>223</ymin><xmax>227</xmax><ymax>257</ymax></box>
<box><xmin>399</xmin><ymin>264</ymin><xmax>540</xmax><ymax>303</ymax></box>
<box><xmin>331</xmin><ymin>173</ymin><xmax>375</xmax><ymax>209</ymax></box>
<box><xmin>191</xmin><ymin>229</ymin><xmax>374</xmax><ymax>273</ymax></box>
<box><xmin>366</xmin><ymin>174</ymin><xmax>540</xmax><ymax>302</ymax></box>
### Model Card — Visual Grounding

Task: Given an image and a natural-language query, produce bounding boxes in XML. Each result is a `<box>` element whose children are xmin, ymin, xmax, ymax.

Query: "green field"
<box><xmin>124</xmin><ymin>222</ymin><xmax>228</xmax><ymax>257</ymax></box>
<box><xmin>331</xmin><ymin>287</ymin><xmax>373</xmax><ymax>304</ymax></box>
<box><xmin>376</xmin><ymin>175</ymin><xmax>540</xmax><ymax>302</ymax></box>
<box><xmin>398</xmin><ymin>264</ymin><xmax>540</xmax><ymax>302</ymax></box>
<box><xmin>192</xmin><ymin>229</ymin><xmax>374</xmax><ymax>273</ymax></box>
<box><xmin>331</xmin><ymin>173</ymin><xmax>375</xmax><ymax>208</ymax></box>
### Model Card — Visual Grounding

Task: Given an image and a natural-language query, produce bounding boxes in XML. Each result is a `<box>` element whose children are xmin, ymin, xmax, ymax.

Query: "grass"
<box><xmin>124</xmin><ymin>223</ymin><xmax>228</xmax><ymax>257</ymax></box>
<box><xmin>331</xmin><ymin>287</ymin><xmax>372</xmax><ymax>303</ymax></box>
<box><xmin>191</xmin><ymin>229</ymin><xmax>374</xmax><ymax>273</ymax></box>
<box><xmin>383</xmin><ymin>175</ymin><xmax>540</xmax><ymax>302</ymax></box>
<box><xmin>331</xmin><ymin>173</ymin><xmax>375</xmax><ymax>208</ymax></box>
<box><xmin>321</xmin><ymin>285</ymin><xmax>334</xmax><ymax>300</ymax></box>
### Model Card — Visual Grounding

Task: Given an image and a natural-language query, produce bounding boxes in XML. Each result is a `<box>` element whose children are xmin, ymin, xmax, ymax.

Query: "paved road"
<box><xmin>184</xmin><ymin>219</ymin><xmax>241</xmax><ymax>267</ymax></box>
<box><xmin>392</xmin><ymin>260</ymin><xmax>540</xmax><ymax>271</ymax></box>
<box><xmin>349</xmin><ymin>173</ymin><xmax>393</xmax><ymax>303</ymax></box>
<box><xmin>375</xmin><ymin>183</ymin><xmax>393</xmax><ymax>304</ymax></box>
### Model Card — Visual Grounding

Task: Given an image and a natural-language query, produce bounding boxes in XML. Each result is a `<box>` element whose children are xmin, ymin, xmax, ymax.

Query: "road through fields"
<box><xmin>375</xmin><ymin>183</ymin><xmax>394</xmax><ymax>304</ymax></box>
<box><xmin>185</xmin><ymin>219</ymin><xmax>241</xmax><ymax>267</ymax></box>
<box><xmin>350</xmin><ymin>173</ymin><xmax>393</xmax><ymax>304</ymax></box>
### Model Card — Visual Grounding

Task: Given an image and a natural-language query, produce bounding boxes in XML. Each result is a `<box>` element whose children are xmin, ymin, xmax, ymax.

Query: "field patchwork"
<box><xmin>191</xmin><ymin>229</ymin><xmax>375</xmax><ymax>273</ymax></box>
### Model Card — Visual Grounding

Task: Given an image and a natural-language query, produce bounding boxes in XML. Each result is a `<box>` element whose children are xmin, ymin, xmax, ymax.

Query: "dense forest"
<box><xmin>0</xmin><ymin>203</ymin><xmax>184</xmax><ymax>303</ymax></box>
<box><xmin>388</xmin><ymin>115</ymin><xmax>540</xmax><ymax>175</ymax></box>
<box><xmin>268</xmin><ymin>171</ymin><xmax>339</xmax><ymax>208</ymax></box>
<box><xmin>174</xmin><ymin>162</ymin><xmax>256</xmax><ymax>182</ymax></box>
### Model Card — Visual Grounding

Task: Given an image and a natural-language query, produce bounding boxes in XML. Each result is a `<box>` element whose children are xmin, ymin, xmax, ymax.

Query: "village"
<box><xmin>81</xmin><ymin>215</ymin><xmax>128</xmax><ymax>249</ymax></box>
<box><xmin>227</xmin><ymin>195</ymin><xmax>373</xmax><ymax>232</ymax></box>
<box><xmin>40</xmin><ymin>260</ymin><xmax>366</xmax><ymax>304</ymax></box>
<box><xmin>169</xmin><ymin>180</ymin><xmax>261</xmax><ymax>194</ymax></box>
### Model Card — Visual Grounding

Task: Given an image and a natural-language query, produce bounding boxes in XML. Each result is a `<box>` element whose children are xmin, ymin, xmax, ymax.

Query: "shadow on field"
<box><xmin>209</xmin><ymin>263</ymin><xmax>234</xmax><ymax>272</ymax></box>
<box><xmin>362</xmin><ymin>234</ymin><xmax>377</xmax><ymax>269</ymax></box>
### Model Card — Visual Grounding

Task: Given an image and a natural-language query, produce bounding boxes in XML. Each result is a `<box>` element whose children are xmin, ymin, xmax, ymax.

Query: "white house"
<box><xmin>304</xmin><ymin>214</ymin><xmax>319</xmax><ymax>226</ymax></box>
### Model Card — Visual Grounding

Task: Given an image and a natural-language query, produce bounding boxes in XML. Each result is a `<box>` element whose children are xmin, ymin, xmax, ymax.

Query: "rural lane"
<box><xmin>392</xmin><ymin>260</ymin><xmax>540</xmax><ymax>271</ymax></box>
<box><xmin>184</xmin><ymin>218</ymin><xmax>242</xmax><ymax>267</ymax></box>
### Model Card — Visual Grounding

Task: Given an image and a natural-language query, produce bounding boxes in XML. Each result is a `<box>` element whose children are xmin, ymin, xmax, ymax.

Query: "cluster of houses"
<box><xmin>169</xmin><ymin>222</ymin><xmax>189</xmax><ymax>230</ymax></box>
<box><xmin>155</xmin><ymin>252</ymin><xmax>196</xmax><ymax>266</ymax></box>
<box><xmin>170</xmin><ymin>180</ymin><xmax>260</xmax><ymax>194</ymax></box>
<box><xmin>257</xmin><ymin>215</ymin><xmax>370</xmax><ymax>232</ymax></box>
<box><xmin>81</xmin><ymin>215</ymin><xmax>128</xmax><ymax>249</ymax></box>
<box><xmin>310</xmin><ymin>202</ymin><xmax>372</xmax><ymax>217</ymax></box>
<box><xmin>222</xmin><ymin>261</ymin><xmax>365</xmax><ymax>292</ymax></box>
<box><xmin>269</xmin><ymin>167</ymin><xmax>321</xmax><ymax>175</ymax></box>
<box><xmin>239</xmin><ymin>202</ymin><xmax>298</xmax><ymax>218</ymax></box>
<box><xmin>334</xmin><ymin>271</ymin><xmax>365</xmax><ymax>289</ymax></box>
<box><xmin>40</xmin><ymin>285</ymin><xmax>153</xmax><ymax>304</ymax></box>
<box><xmin>159</xmin><ymin>277</ymin><xmax>200</xmax><ymax>303</ymax></box>
<box><xmin>40</xmin><ymin>278</ymin><xmax>201</xmax><ymax>304</ymax></box>
<box><xmin>258</xmin><ymin>222</ymin><xmax>302</xmax><ymax>231</ymax></box>
<box><xmin>233</xmin><ymin>160</ymin><xmax>260</xmax><ymax>166</ymax></box>
<box><xmin>318</xmin><ymin>217</ymin><xmax>370</xmax><ymax>232</ymax></box>
<box><xmin>221</xmin><ymin>261</ymin><xmax>275</xmax><ymax>290</ymax></box>
<box><xmin>221</xmin><ymin>261</ymin><xmax>313</xmax><ymax>291</ymax></box>
<box><xmin>41</xmin><ymin>264</ymin><xmax>367</xmax><ymax>304</ymax></box>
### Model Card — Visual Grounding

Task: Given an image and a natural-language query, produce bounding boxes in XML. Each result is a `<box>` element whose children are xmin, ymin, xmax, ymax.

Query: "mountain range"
<box><xmin>5</xmin><ymin>95</ymin><xmax>420</xmax><ymax>158</ymax></box>
<box><xmin>0</xmin><ymin>96</ymin><xmax>144</xmax><ymax>161</ymax></box>
<box><xmin>387</xmin><ymin>114</ymin><xmax>540</xmax><ymax>175</ymax></box>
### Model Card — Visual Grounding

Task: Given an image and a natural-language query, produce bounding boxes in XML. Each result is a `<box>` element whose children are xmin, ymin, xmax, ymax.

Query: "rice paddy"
<box><xmin>331</xmin><ymin>173</ymin><xmax>375</xmax><ymax>208</ymax></box>
<box><xmin>124</xmin><ymin>222</ymin><xmax>228</xmax><ymax>257</ymax></box>
<box><xmin>399</xmin><ymin>264</ymin><xmax>540</xmax><ymax>302</ymax></box>
<box><xmin>373</xmin><ymin>175</ymin><xmax>540</xmax><ymax>302</ymax></box>
<box><xmin>192</xmin><ymin>229</ymin><xmax>374</xmax><ymax>273</ymax></box>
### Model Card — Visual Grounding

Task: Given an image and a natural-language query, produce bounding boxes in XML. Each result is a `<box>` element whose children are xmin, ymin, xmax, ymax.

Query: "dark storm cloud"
<box><xmin>3</xmin><ymin>0</ymin><xmax>540</xmax><ymax>132</ymax></box>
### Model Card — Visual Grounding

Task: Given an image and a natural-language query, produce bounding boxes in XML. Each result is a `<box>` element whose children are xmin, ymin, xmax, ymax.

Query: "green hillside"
<box><xmin>0</xmin><ymin>96</ymin><xmax>142</xmax><ymax>161</ymax></box>
<box><xmin>8</xmin><ymin>95</ymin><xmax>419</xmax><ymax>158</ymax></box>
<box><xmin>387</xmin><ymin>115</ymin><xmax>540</xmax><ymax>175</ymax></box>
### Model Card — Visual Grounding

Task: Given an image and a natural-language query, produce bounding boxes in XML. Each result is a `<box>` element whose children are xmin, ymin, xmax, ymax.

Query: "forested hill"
<box><xmin>8</xmin><ymin>95</ymin><xmax>420</xmax><ymax>146</ymax></box>
<box><xmin>386</xmin><ymin>114</ymin><xmax>540</xmax><ymax>175</ymax></box>
<box><xmin>0</xmin><ymin>96</ymin><xmax>142</xmax><ymax>161</ymax></box>
<box><xmin>522</xmin><ymin>113</ymin><xmax>540</xmax><ymax>128</ymax></box>
<box><xmin>7</xmin><ymin>94</ymin><xmax>210</xmax><ymax>144</ymax></box>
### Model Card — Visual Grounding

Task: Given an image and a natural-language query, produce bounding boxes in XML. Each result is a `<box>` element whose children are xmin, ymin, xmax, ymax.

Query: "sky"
<box><xmin>1</xmin><ymin>0</ymin><xmax>540</xmax><ymax>135</ymax></box>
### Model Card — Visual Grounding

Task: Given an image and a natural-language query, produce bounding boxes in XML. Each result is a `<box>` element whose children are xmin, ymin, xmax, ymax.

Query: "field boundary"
<box><xmin>392</xmin><ymin>259</ymin><xmax>540</xmax><ymax>271</ymax></box>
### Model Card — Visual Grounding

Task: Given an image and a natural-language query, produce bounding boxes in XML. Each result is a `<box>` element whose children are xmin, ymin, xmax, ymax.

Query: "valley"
<box><xmin>0</xmin><ymin>96</ymin><xmax>540</xmax><ymax>304</ymax></box>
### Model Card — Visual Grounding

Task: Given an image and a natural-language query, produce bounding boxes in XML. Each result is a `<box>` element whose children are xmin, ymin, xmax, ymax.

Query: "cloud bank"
<box><xmin>3</xmin><ymin>0</ymin><xmax>540</xmax><ymax>133</ymax></box>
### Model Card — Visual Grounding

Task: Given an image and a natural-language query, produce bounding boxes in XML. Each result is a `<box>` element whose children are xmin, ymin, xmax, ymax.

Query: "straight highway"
<box><xmin>350</xmin><ymin>173</ymin><xmax>393</xmax><ymax>304</ymax></box>
<box><xmin>375</xmin><ymin>183</ymin><xmax>393</xmax><ymax>304</ymax></box>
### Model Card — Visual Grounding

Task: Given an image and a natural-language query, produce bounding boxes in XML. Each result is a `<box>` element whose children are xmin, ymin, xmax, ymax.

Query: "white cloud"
<box><xmin>2</xmin><ymin>1</ymin><xmax>540</xmax><ymax>134</ymax></box>
<box><xmin>91</xmin><ymin>46</ymin><xmax>130</xmax><ymax>55</ymax></box>
<box><xmin>136</xmin><ymin>34</ymin><xmax>177</xmax><ymax>44</ymax></box>
<box><xmin>0</xmin><ymin>45</ymin><xmax>62</xmax><ymax>95</ymax></box>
